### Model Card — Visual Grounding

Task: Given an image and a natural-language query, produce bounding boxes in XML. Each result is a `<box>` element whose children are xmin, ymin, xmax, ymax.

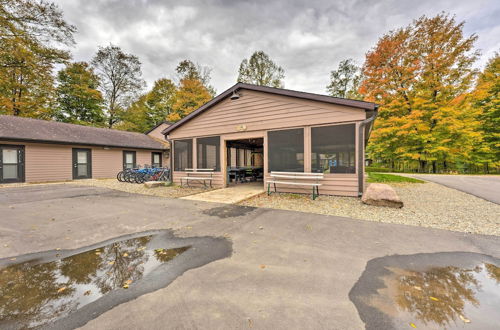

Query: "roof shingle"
<box><xmin>0</xmin><ymin>115</ymin><xmax>167</xmax><ymax>150</ymax></box>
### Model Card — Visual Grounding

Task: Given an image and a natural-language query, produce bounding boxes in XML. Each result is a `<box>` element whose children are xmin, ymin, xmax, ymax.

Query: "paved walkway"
<box><xmin>400</xmin><ymin>174</ymin><xmax>500</xmax><ymax>204</ymax></box>
<box><xmin>181</xmin><ymin>182</ymin><xmax>264</xmax><ymax>204</ymax></box>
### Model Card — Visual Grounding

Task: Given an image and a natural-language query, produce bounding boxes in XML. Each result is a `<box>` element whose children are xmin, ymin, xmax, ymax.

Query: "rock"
<box><xmin>144</xmin><ymin>181</ymin><xmax>165</xmax><ymax>188</ymax></box>
<box><xmin>362</xmin><ymin>183</ymin><xmax>404</xmax><ymax>208</ymax></box>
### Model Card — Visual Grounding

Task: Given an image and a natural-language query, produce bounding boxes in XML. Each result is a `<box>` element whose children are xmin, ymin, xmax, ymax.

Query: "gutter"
<box><xmin>165</xmin><ymin>137</ymin><xmax>174</xmax><ymax>182</ymax></box>
<box><xmin>357</xmin><ymin>107</ymin><xmax>379</xmax><ymax>197</ymax></box>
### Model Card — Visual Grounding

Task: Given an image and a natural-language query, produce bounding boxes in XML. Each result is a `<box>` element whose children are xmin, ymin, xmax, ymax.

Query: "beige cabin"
<box><xmin>163</xmin><ymin>83</ymin><xmax>378</xmax><ymax>197</ymax></box>
<box><xmin>0</xmin><ymin>116</ymin><xmax>169</xmax><ymax>183</ymax></box>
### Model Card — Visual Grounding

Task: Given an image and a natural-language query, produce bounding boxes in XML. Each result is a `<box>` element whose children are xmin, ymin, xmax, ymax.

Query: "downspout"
<box><xmin>357</xmin><ymin>106</ymin><xmax>379</xmax><ymax>197</ymax></box>
<box><xmin>165</xmin><ymin>136</ymin><xmax>173</xmax><ymax>182</ymax></box>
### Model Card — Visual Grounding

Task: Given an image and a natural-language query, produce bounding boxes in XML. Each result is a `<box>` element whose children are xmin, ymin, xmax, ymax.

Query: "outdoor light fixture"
<box><xmin>230</xmin><ymin>90</ymin><xmax>240</xmax><ymax>100</ymax></box>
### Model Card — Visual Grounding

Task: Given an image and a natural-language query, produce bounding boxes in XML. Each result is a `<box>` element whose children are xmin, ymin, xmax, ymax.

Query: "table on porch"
<box><xmin>228</xmin><ymin>167</ymin><xmax>263</xmax><ymax>184</ymax></box>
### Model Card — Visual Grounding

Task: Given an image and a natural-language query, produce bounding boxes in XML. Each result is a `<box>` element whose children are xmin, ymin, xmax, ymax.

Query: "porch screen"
<box><xmin>174</xmin><ymin>139</ymin><xmax>192</xmax><ymax>171</ymax></box>
<box><xmin>311</xmin><ymin>124</ymin><xmax>356</xmax><ymax>174</ymax></box>
<box><xmin>268</xmin><ymin>128</ymin><xmax>304</xmax><ymax>172</ymax></box>
<box><xmin>197</xmin><ymin>136</ymin><xmax>220</xmax><ymax>171</ymax></box>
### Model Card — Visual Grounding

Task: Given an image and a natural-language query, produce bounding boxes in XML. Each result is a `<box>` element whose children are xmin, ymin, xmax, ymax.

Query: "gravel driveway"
<box><xmin>240</xmin><ymin>182</ymin><xmax>500</xmax><ymax>236</ymax></box>
<box><xmin>400</xmin><ymin>174</ymin><xmax>500</xmax><ymax>204</ymax></box>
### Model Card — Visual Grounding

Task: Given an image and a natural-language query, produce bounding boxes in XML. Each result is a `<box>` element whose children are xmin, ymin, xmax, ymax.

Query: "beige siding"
<box><xmin>167</xmin><ymin>89</ymin><xmax>367</xmax><ymax>197</ymax></box>
<box><xmin>168</xmin><ymin>90</ymin><xmax>365</xmax><ymax>139</ymax></box>
<box><xmin>147</xmin><ymin>122</ymin><xmax>170</xmax><ymax>141</ymax></box>
<box><xmin>92</xmin><ymin>148</ymin><xmax>122</xmax><ymax>179</ymax></box>
<box><xmin>25</xmin><ymin>143</ymin><xmax>73</xmax><ymax>182</ymax></box>
<box><xmin>1</xmin><ymin>141</ymin><xmax>163</xmax><ymax>183</ymax></box>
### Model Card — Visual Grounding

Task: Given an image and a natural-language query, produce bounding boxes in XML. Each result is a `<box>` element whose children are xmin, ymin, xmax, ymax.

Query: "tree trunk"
<box><xmin>419</xmin><ymin>160</ymin><xmax>427</xmax><ymax>173</ymax></box>
<box><xmin>432</xmin><ymin>161</ymin><xmax>437</xmax><ymax>174</ymax></box>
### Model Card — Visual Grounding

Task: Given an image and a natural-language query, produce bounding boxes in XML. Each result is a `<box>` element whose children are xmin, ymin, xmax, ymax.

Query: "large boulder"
<box><xmin>361</xmin><ymin>183</ymin><xmax>403</xmax><ymax>208</ymax></box>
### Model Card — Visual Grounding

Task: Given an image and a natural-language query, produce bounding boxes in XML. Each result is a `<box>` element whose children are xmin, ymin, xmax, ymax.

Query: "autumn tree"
<box><xmin>119</xmin><ymin>78</ymin><xmax>177</xmax><ymax>132</ymax></box>
<box><xmin>176</xmin><ymin>59</ymin><xmax>215</xmax><ymax>96</ymax></box>
<box><xmin>54</xmin><ymin>62</ymin><xmax>105</xmax><ymax>126</ymax></box>
<box><xmin>361</xmin><ymin>13</ymin><xmax>480</xmax><ymax>173</ymax></box>
<box><xmin>468</xmin><ymin>53</ymin><xmax>500</xmax><ymax>171</ymax></box>
<box><xmin>326</xmin><ymin>59</ymin><xmax>362</xmax><ymax>99</ymax></box>
<box><xmin>91</xmin><ymin>45</ymin><xmax>145</xmax><ymax>128</ymax></box>
<box><xmin>167</xmin><ymin>78</ymin><xmax>211</xmax><ymax>122</ymax></box>
<box><xmin>0</xmin><ymin>0</ymin><xmax>76</xmax><ymax>118</ymax></box>
<box><xmin>238</xmin><ymin>51</ymin><xmax>285</xmax><ymax>88</ymax></box>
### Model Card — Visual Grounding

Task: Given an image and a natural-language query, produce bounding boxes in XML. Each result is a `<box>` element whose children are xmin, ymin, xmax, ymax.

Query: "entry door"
<box><xmin>72</xmin><ymin>148</ymin><xmax>92</xmax><ymax>179</ymax></box>
<box><xmin>0</xmin><ymin>145</ymin><xmax>25</xmax><ymax>183</ymax></box>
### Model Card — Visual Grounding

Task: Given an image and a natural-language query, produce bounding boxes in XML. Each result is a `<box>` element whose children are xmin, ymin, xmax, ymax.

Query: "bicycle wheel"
<box><xmin>117</xmin><ymin>171</ymin><xmax>124</xmax><ymax>182</ymax></box>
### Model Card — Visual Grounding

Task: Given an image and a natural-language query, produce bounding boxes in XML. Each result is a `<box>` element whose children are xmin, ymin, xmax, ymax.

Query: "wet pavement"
<box><xmin>349</xmin><ymin>252</ymin><xmax>500</xmax><ymax>329</ymax></box>
<box><xmin>0</xmin><ymin>184</ymin><xmax>499</xmax><ymax>329</ymax></box>
<box><xmin>0</xmin><ymin>230</ymin><xmax>231</xmax><ymax>329</ymax></box>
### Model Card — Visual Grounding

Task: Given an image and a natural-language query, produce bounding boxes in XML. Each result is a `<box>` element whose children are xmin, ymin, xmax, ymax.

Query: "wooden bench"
<box><xmin>180</xmin><ymin>168</ymin><xmax>214</xmax><ymax>188</ymax></box>
<box><xmin>267</xmin><ymin>171</ymin><xmax>324</xmax><ymax>200</ymax></box>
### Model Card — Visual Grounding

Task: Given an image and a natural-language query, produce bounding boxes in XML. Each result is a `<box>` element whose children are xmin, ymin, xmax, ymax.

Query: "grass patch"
<box><xmin>367</xmin><ymin>172</ymin><xmax>425</xmax><ymax>183</ymax></box>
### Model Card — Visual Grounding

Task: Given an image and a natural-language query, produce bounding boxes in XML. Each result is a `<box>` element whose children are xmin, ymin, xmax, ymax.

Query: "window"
<box><xmin>197</xmin><ymin>136</ymin><xmax>220</xmax><ymax>171</ymax></box>
<box><xmin>268</xmin><ymin>128</ymin><xmax>304</xmax><ymax>172</ymax></box>
<box><xmin>151</xmin><ymin>152</ymin><xmax>162</xmax><ymax>168</ymax></box>
<box><xmin>311</xmin><ymin>124</ymin><xmax>356</xmax><ymax>174</ymax></box>
<box><xmin>174</xmin><ymin>139</ymin><xmax>192</xmax><ymax>171</ymax></box>
<box><xmin>123</xmin><ymin>151</ymin><xmax>136</xmax><ymax>169</ymax></box>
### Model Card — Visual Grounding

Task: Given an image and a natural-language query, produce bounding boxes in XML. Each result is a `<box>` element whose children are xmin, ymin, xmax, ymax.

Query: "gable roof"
<box><xmin>162</xmin><ymin>82</ymin><xmax>378</xmax><ymax>135</ymax></box>
<box><xmin>0</xmin><ymin>115</ymin><xmax>167</xmax><ymax>150</ymax></box>
<box><xmin>145</xmin><ymin>120</ymin><xmax>173</xmax><ymax>135</ymax></box>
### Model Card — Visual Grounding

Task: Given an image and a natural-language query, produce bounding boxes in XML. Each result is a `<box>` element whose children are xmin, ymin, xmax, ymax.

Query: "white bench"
<box><xmin>267</xmin><ymin>171</ymin><xmax>324</xmax><ymax>200</ymax></box>
<box><xmin>180</xmin><ymin>168</ymin><xmax>214</xmax><ymax>188</ymax></box>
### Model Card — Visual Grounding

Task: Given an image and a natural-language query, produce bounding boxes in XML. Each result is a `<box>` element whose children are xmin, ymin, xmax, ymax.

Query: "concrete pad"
<box><xmin>143</xmin><ymin>181</ymin><xmax>165</xmax><ymax>188</ymax></box>
<box><xmin>0</xmin><ymin>184</ymin><xmax>498</xmax><ymax>329</ymax></box>
<box><xmin>181</xmin><ymin>182</ymin><xmax>264</xmax><ymax>204</ymax></box>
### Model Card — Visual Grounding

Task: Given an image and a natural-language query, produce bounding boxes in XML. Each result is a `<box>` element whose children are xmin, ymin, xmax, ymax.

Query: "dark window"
<box><xmin>174</xmin><ymin>139</ymin><xmax>192</xmax><ymax>171</ymax></box>
<box><xmin>151</xmin><ymin>152</ymin><xmax>162</xmax><ymax>168</ymax></box>
<box><xmin>268</xmin><ymin>128</ymin><xmax>304</xmax><ymax>172</ymax></box>
<box><xmin>0</xmin><ymin>145</ymin><xmax>25</xmax><ymax>183</ymax></box>
<box><xmin>311</xmin><ymin>124</ymin><xmax>356</xmax><ymax>174</ymax></box>
<box><xmin>123</xmin><ymin>151</ymin><xmax>136</xmax><ymax>169</ymax></box>
<box><xmin>197</xmin><ymin>136</ymin><xmax>220</xmax><ymax>171</ymax></box>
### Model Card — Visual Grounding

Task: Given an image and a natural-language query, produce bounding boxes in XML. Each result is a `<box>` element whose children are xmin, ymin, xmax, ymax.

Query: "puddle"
<box><xmin>0</xmin><ymin>230</ymin><xmax>231</xmax><ymax>329</ymax></box>
<box><xmin>203</xmin><ymin>205</ymin><xmax>256</xmax><ymax>218</ymax></box>
<box><xmin>349</xmin><ymin>252</ymin><xmax>500</xmax><ymax>330</ymax></box>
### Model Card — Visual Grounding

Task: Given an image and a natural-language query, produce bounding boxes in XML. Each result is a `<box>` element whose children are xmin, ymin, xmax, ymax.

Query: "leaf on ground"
<box><xmin>95</xmin><ymin>252</ymin><xmax>101</xmax><ymax>255</ymax></box>
<box><xmin>430</xmin><ymin>296</ymin><xmax>439</xmax><ymax>301</ymax></box>
<box><xmin>123</xmin><ymin>253</ymin><xmax>129</xmax><ymax>257</ymax></box>
<box><xmin>55</xmin><ymin>248</ymin><xmax>61</xmax><ymax>251</ymax></box>
<box><xmin>108</xmin><ymin>261</ymin><xmax>115</xmax><ymax>265</ymax></box>
<box><xmin>410</xmin><ymin>322</ymin><xmax>416</xmax><ymax>328</ymax></box>
<box><xmin>260</xmin><ymin>264</ymin><xmax>266</xmax><ymax>269</ymax></box>
<box><xmin>413</xmin><ymin>286</ymin><xmax>422</xmax><ymax>291</ymax></box>
<box><xmin>84</xmin><ymin>290</ymin><xmax>92</xmax><ymax>296</ymax></box>
<box><xmin>57</xmin><ymin>287</ymin><xmax>67</xmax><ymax>293</ymax></box>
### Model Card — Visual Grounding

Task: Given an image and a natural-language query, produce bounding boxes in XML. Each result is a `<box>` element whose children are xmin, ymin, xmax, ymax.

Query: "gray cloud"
<box><xmin>55</xmin><ymin>0</ymin><xmax>500</xmax><ymax>94</ymax></box>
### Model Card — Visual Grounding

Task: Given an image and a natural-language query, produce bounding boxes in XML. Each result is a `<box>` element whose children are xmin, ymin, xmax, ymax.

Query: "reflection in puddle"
<box><xmin>349</xmin><ymin>252</ymin><xmax>500</xmax><ymax>330</ymax></box>
<box><xmin>0</xmin><ymin>230</ymin><xmax>231</xmax><ymax>329</ymax></box>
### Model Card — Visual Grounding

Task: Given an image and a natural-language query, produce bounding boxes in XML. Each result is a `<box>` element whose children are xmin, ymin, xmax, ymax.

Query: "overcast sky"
<box><xmin>54</xmin><ymin>0</ymin><xmax>500</xmax><ymax>95</ymax></box>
